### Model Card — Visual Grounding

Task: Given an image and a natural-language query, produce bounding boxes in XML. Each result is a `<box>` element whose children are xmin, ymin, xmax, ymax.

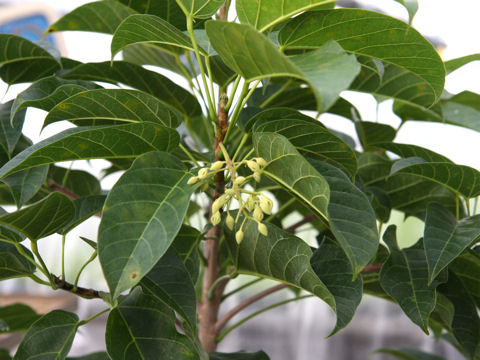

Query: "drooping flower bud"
<box><xmin>258</xmin><ymin>223</ymin><xmax>268</xmax><ymax>236</ymax></box>
<box><xmin>234</xmin><ymin>176</ymin><xmax>246</xmax><ymax>185</ymax></box>
<box><xmin>260</xmin><ymin>195</ymin><xmax>273</xmax><ymax>215</ymax></box>
<box><xmin>235</xmin><ymin>230</ymin><xmax>244</xmax><ymax>244</ymax></box>
<box><xmin>253</xmin><ymin>172</ymin><xmax>261</xmax><ymax>183</ymax></box>
<box><xmin>255</xmin><ymin>157</ymin><xmax>268</xmax><ymax>167</ymax></box>
<box><xmin>246</xmin><ymin>160</ymin><xmax>260</xmax><ymax>172</ymax></box>
<box><xmin>210</xmin><ymin>161</ymin><xmax>225</xmax><ymax>171</ymax></box>
<box><xmin>225</xmin><ymin>188</ymin><xmax>235</xmax><ymax>196</ymax></box>
<box><xmin>212</xmin><ymin>194</ymin><xmax>227</xmax><ymax>213</ymax></box>
<box><xmin>211</xmin><ymin>212</ymin><xmax>221</xmax><ymax>225</ymax></box>
<box><xmin>245</xmin><ymin>195</ymin><xmax>256</xmax><ymax>212</ymax></box>
<box><xmin>226</xmin><ymin>214</ymin><xmax>235</xmax><ymax>230</ymax></box>
<box><xmin>198</xmin><ymin>168</ymin><xmax>209</xmax><ymax>179</ymax></box>
<box><xmin>253</xmin><ymin>206</ymin><xmax>264</xmax><ymax>222</ymax></box>
<box><xmin>187</xmin><ymin>176</ymin><xmax>198</xmax><ymax>185</ymax></box>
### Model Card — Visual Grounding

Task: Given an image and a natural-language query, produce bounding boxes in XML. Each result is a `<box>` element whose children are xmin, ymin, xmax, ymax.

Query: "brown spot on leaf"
<box><xmin>130</xmin><ymin>272</ymin><xmax>138</xmax><ymax>280</ymax></box>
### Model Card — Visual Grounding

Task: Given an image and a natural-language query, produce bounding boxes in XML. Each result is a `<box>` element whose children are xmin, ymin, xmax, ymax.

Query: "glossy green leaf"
<box><xmin>0</xmin><ymin>350</ymin><xmax>10</xmax><ymax>360</ymax></box>
<box><xmin>45</xmin><ymin>89</ymin><xmax>181</xmax><ymax>128</ymax></box>
<box><xmin>14</xmin><ymin>310</ymin><xmax>78</xmax><ymax>360</ymax></box>
<box><xmin>236</xmin><ymin>0</ymin><xmax>333</xmax><ymax>31</ymax></box>
<box><xmin>391</xmin><ymin>161</ymin><xmax>480</xmax><ymax>199</ymax></box>
<box><xmin>0</xmin><ymin>34</ymin><xmax>61</xmax><ymax>85</ymax></box>
<box><xmin>372</xmin><ymin>142</ymin><xmax>452</xmax><ymax>163</ymax></box>
<box><xmin>311</xmin><ymin>237</ymin><xmax>362</xmax><ymax>335</ymax></box>
<box><xmin>380</xmin><ymin>226</ymin><xmax>444</xmax><ymax>333</ymax></box>
<box><xmin>2</xmin><ymin>165</ymin><xmax>49</xmax><ymax>208</ymax></box>
<box><xmin>11</xmin><ymin>76</ymin><xmax>99</xmax><ymax>123</ymax></box>
<box><xmin>106</xmin><ymin>287</ymin><xmax>199</xmax><ymax>360</ymax></box>
<box><xmin>0</xmin><ymin>192</ymin><xmax>74</xmax><ymax>241</ymax></box>
<box><xmin>309</xmin><ymin>160</ymin><xmax>378</xmax><ymax>274</ymax></box>
<box><xmin>253</xmin><ymin>109</ymin><xmax>357</xmax><ymax>178</ymax></box>
<box><xmin>176</xmin><ymin>0</ymin><xmax>224</xmax><ymax>19</ymax></box>
<box><xmin>430</xmin><ymin>292</ymin><xmax>454</xmax><ymax>332</ymax></box>
<box><xmin>140</xmin><ymin>248</ymin><xmax>196</xmax><ymax>331</ymax></box>
<box><xmin>99</xmin><ymin>152</ymin><xmax>195</xmax><ymax>298</ymax></box>
<box><xmin>450</xmin><ymin>251</ymin><xmax>480</xmax><ymax>307</ymax></box>
<box><xmin>48</xmin><ymin>0</ymin><xmax>136</xmax><ymax>34</ymax></box>
<box><xmin>0</xmin><ymin>123</ymin><xmax>179</xmax><ymax>179</ymax></box>
<box><xmin>62</xmin><ymin>61</ymin><xmax>201</xmax><ymax>117</ymax></box>
<box><xmin>206</xmin><ymin>21</ymin><xmax>360</xmax><ymax>112</ymax></box>
<box><xmin>375</xmin><ymin>348</ymin><xmax>444</xmax><ymax>360</ymax></box>
<box><xmin>122</xmin><ymin>43</ymin><xmax>187</xmax><ymax>75</ymax></box>
<box><xmin>424</xmin><ymin>203</ymin><xmax>480</xmax><ymax>284</ymax></box>
<box><xmin>445</xmin><ymin>54</ymin><xmax>480</xmax><ymax>74</ymax></box>
<box><xmin>226</xmin><ymin>215</ymin><xmax>335</xmax><ymax>310</ymax></box>
<box><xmin>49</xmin><ymin>166</ymin><xmax>102</xmax><ymax>197</ymax></box>
<box><xmin>442</xmin><ymin>91</ymin><xmax>480</xmax><ymax>133</ymax></box>
<box><xmin>61</xmin><ymin>195</ymin><xmax>106</xmax><ymax>234</ymax></box>
<box><xmin>394</xmin><ymin>0</ymin><xmax>419</xmax><ymax>24</ymax></box>
<box><xmin>210</xmin><ymin>352</ymin><xmax>270</xmax><ymax>360</ymax></box>
<box><xmin>439</xmin><ymin>273</ymin><xmax>480</xmax><ymax>359</ymax></box>
<box><xmin>0</xmin><ymin>304</ymin><xmax>40</xmax><ymax>333</ymax></box>
<box><xmin>0</xmin><ymin>102</ymin><xmax>25</xmax><ymax>158</ymax></box>
<box><xmin>67</xmin><ymin>353</ymin><xmax>110</xmax><ymax>360</ymax></box>
<box><xmin>279</xmin><ymin>9</ymin><xmax>445</xmax><ymax>105</ymax></box>
<box><xmin>253</xmin><ymin>132</ymin><xmax>330</xmax><ymax>222</ymax></box>
<box><xmin>171</xmin><ymin>225</ymin><xmax>202</xmax><ymax>283</ymax></box>
<box><xmin>111</xmin><ymin>14</ymin><xmax>205</xmax><ymax>58</ymax></box>
<box><xmin>355</xmin><ymin>122</ymin><xmax>396</xmax><ymax>149</ymax></box>
<box><xmin>0</xmin><ymin>242</ymin><xmax>35</xmax><ymax>280</ymax></box>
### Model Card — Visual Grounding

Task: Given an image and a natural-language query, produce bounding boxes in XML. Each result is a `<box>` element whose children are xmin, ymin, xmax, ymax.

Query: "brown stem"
<box><xmin>47</xmin><ymin>179</ymin><xmax>79</xmax><ymax>200</ymax></box>
<box><xmin>285</xmin><ymin>213</ymin><xmax>316</xmax><ymax>233</ymax></box>
<box><xmin>361</xmin><ymin>263</ymin><xmax>382</xmax><ymax>273</ymax></box>
<box><xmin>214</xmin><ymin>283</ymin><xmax>288</xmax><ymax>334</ymax></box>
<box><xmin>218</xmin><ymin>0</ymin><xmax>229</xmax><ymax>21</ymax></box>
<box><xmin>52</xmin><ymin>275</ymin><xmax>102</xmax><ymax>299</ymax></box>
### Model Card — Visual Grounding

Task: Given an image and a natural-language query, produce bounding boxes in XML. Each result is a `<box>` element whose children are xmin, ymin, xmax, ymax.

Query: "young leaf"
<box><xmin>253</xmin><ymin>132</ymin><xmax>330</xmax><ymax>222</ymax></box>
<box><xmin>236</xmin><ymin>0</ymin><xmax>333</xmax><ymax>32</ymax></box>
<box><xmin>111</xmin><ymin>14</ymin><xmax>206</xmax><ymax>58</ymax></box>
<box><xmin>176</xmin><ymin>0</ymin><xmax>224</xmax><ymax>19</ymax></box>
<box><xmin>0</xmin><ymin>192</ymin><xmax>74</xmax><ymax>241</ymax></box>
<box><xmin>0</xmin><ymin>123</ymin><xmax>179</xmax><ymax>179</ymax></box>
<box><xmin>380</xmin><ymin>226</ymin><xmax>444</xmax><ymax>333</ymax></box>
<box><xmin>44</xmin><ymin>89</ymin><xmax>182</xmax><ymax>128</ymax></box>
<box><xmin>394</xmin><ymin>0</ymin><xmax>419</xmax><ymax>24</ymax></box>
<box><xmin>98</xmin><ymin>152</ymin><xmax>196</xmax><ymax>299</ymax></box>
<box><xmin>442</xmin><ymin>91</ymin><xmax>480</xmax><ymax>133</ymax></box>
<box><xmin>309</xmin><ymin>160</ymin><xmax>378</xmax><ymax>274</ymax></box>
<box><xmin>375</xmin><ymin>348</ymin><xmax>444</xmax><ymax>360</ymax></box>
<box><xmin>0</xmin><ymin>101</ymin><xmax>26</xmax><ymax>156</ymax></box>
<box><xmin>424</xmin><ymin>203</ymin><xmax>480</xmax><ymax>284</ymax></box>
<box><xmin>310</xmin><ymin>237</ymin><xmax>363</xmax><ymax>335</ymax></box>
<box><xmin>444</xmin><ymin>53</ymin><xmax>480</xmax><ymax>74</ymax></box>
<box><xmin>2</xmin><ymin>165</ymin><xmax>49</xmax><ymax>208</ymax></box>
<box><xmin>278</xmin><ymin>9</ymin><xmax>445</xmax><ymax>104</ymax></box>
<box><xmin>0</xmin><ymin>304</ymin><xmax>40</xmax><ymax>333</ymax></box>
<box><xmin>140</xmin><ymin>248</ymin><xmax>197</xmax><ymax>332</ymax></box>
<box><xmin>0</xmin><ymin>242</ymin><xmax>35</xmax><ymax>280</ymax></box>
<box><xmin>105</xmin><ymin>287</ymin><xmax>199</xmax><ymax>360</ymax></box>
<box><xmin>62</xmin><ymin>61</ymin><xmax>201</xmax><ymax>117</ymax></box>
<box><xmin>206</xmin><ymin>21</ymin><xmax>360</xmax><ymax>112</ymax></box>
<box><xmin>14</xmin><ymin>310</ymin><xmax>78</xmax><ymax>360</ymax></box>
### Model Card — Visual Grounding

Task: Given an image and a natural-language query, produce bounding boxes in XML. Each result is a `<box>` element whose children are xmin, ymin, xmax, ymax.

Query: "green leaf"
<box><xmin>311</xmin><ymin>237</ymin><xmax>362</xmax><ymax>335</ymax></box>
<box><xmin>0</xmin><ymin>350</ymin><xmax>10</xmax><ymax>360</ymax></box>
<box><xmin>430</xmin><ymin>292</ymin><xmax>454</xmax><ymax>332</ymax></box>
<box><xmin>210</xmin><ymin>352</ymin><xmax>270</xmax><ymax>360</ymax></box>
<box><xmin>98</xmin><ymin>152</ymin><xmax>195</xmax><ymax>299</ymax></box>
<box><xmin>111</xmin><ymin>14</ymin><xmax>206</xmax><ymax>58</ymax></box>
<box><xmin>61</xmin><ymin>195</ymin><xmax>106</xmax><ymax>235</ymax></box>
<box><xmin>394</xmin><ymin>0</ymin><xmax>419</xmax><ymax>24</ymax></box>
<box><xmin>2</xmin><ymin>165</ymin><xmax>49</xmax><ymax>208</ymax></box>
<box><xmin>445</xmin><ymin>53</ymin><xmax>480</xmax><ymax>74</ymax></box>
<box><xmin>355</xmin><ymin>122</ymin><xmax>396</xmax><ymax>149</ymax></box>
<box><xmin>0</xmin><ymin>242</ymin><xmax>35</xmax><ymax>280</ymax></box>
<box><xmin>67</xmin><ymin>353</ymin><xmax>110</xmax><ymax>360</ymax></box>
<box><xmin>252</xmin><ymin>109</ymin><xmax>357</xmax><ymax>178</ymax></box>
<box><xmin>0</xmin><ymin>193</ymin><xmax>74</xmax><ymax>241</ymax></box>
<box><xmin>424</xmin><ymin>203</ymin><xmax>480</xmax><ymax>284</ymax></box>
<box><xmin>442</xmin><ymin>91</ymin><xmax>480</xmax><ymax>133</ymax></box>
<box><xmin>390</xmin><ymin>161</ymin><xmax>480</xmax><ymax>199</ymax></box>
<box><xmin>14</xmin><ymin>310</ymin><xmax>78</xmax><ymax>360</ymax></box>
<box><xmin>309</xmin><ymin>160</ymin><xmax>378</xmax><ymax>274</ymax></box>
<box><xmin>48</xmin><ymin>0</ymin><xmax>136</xmax><ymax>34</ymax></box>
<box><xmin>176</xmin><ymin>0</ymin><xmax>224</xmax><ymax>19</ymax></box>
<box><xmin>253</xmin><ymin>132</ymin><xmax>330</xmax><ymax>222</ymax></box>
<box><xmin>278</xmin><ymin>9</ymin><xmax>445</xmax><ymax>105</ymax></box>
<box><xmin>0</xmin><ymin>304</ymin><xmax>40</xmax><ymax>333</ymax></box>
<box><xmin>171</xmin><ymin>225</ymin><xmax>202</xmax><ymax>283</ymax></box>
<box><xmin>62</xmin><ymin>61</ymin><xmax>201</xmax><ymax>117</ymax></box>
<box><xmin>141</xmin><ymin>248</ymin><xmax>196</xmax><ymax>331</ymax></box>
<box><xmin>206</xmin><ymin>21</ymin><xmax>360</xmax><ymax>112</ymax></box>
<box><xmin>380</xmin><ymin>226</ymin><xmax>444</xmax><ymax>333</ymax></box>
<box><xmin>375</xmin><ymin>348</ymin><xmax>444</xmax><ymax>360</ymax></box>
<box><xmin>450</xmin><ymin>251</ymin><xmax>480</xmax><ymax>307</ymax></box>
<box><xmin>49</xmin><ymin>166</ymin><xmax>102</xmax><ymax>197</ymax></box>
<box><xmin>0</xmin><ymin>101</ymin><xmax>26</xmax><ymax>156</ymax></box>
<box><xmin>11</xmin><ymin>76</ymin><xmax>99</xmax><ymax>123</ymax></box>
<box><xmin>0</xmin><ymin>34</ymin><xmax>60</xmax><ymax>85</ymax></box>
<box><xmin>106</xmin><ymin>287</ymin><xmax>199</xmax><ymax>360</ymax></box>
<box><xmin>0</xmin><ymin>123</ymin><xmax>179</xmax><ymax>179</ymax></box>
<box><xmin>226</xmin><ymin>215</ymin><xmax>335</xmax><ymax>310</ymax></box>
<box><xmin>236</xmin><ymin>0</ymin><xmax>332</xmax><ymax>32</ymax></box>
<box><xmin>371</xmin><ymin>142</ymin><xmax>452</xmax><ymax>163</ymax></box>
<box><xmin>45</xmin><ymin>88</ymin><xmax>181</xmax><ymax>128</ymax></box>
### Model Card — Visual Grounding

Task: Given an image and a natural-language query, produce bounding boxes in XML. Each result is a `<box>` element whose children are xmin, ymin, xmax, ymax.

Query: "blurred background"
<box><xmin>0</xmin><ymin>0</ymin><xmax>479</xmax><ymax>358</ymax></box>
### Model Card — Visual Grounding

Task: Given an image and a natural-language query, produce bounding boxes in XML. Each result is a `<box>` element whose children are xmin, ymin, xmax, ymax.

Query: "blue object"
<box><xmin>0</xmin><ymin>14</ymin><xmax>55</xmax><ymax>44</ymax></box>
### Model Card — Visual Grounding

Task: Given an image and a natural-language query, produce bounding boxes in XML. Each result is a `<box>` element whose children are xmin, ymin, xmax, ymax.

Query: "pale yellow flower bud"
<box><xmin>225</xmin><ymin>188</ymin><xmax>235</xmax><ymax>196</ymax></box>
<box><xmin>187</xmin><ymin>176</ymin><xmax>198</xmax><ymax>185</ymax></box>
<box><xmin>253</xmin><ymin>206</ymin><xmax>264</xmax><ymax>222</ymax></box>
<box><xmin>211</xmin><ymin>212</ymin><xmax>221</xmax><ymax>226</ymax></box>
<box><xmin>226</xmin><ymin>214</ymin><xmax>235</xmax><ymax>230</ymax></box>
<box><xmin>253</xmin><ymin>172</ymin><xmax>261</xmax><ymax>182</ymax></box>
<box><xmin>234</xmin><ymin>176</ymin><xmax>246</xmax><ymax>185</ymax></box>
<box><xmin>198</xmin><ymin>168</ymin><xmax>209</xmax><ymax>179</ymax></box>
<box><xmin>212</xmin><ymin>194</ymin><xmax>227</xmax><ymax>213</ymax></box>
<box><xmin>260</xmin><ymin>195</ymin><xmax>273</xmax><ymax>215</ymax></box>
<box><xmin>246</xmin><ymin>160</ymin><xmax>260</xmax><ymax>172</ymax></box>
<box><xmin>200</xmin><ymin>181</ymin><xmax>209</xmax><ymax>192</ymax></box>
<box><xmin>235</xmin><ymin>230</ymin><xmax>244</xmax><ymax>244</ymax></box>
<box><xmin>210</xmin><ymin>161</ymin><xmax>225</xmax><ymax>171</ymax></box>
<box><xmin>258</xmin><ymin>223</ymin><xmax>268</xmax><ymax>236</ymax></box>
<box><xmin>255</xmin><ymin>157</ymin><xmax>268</xmax><ymax>167</ymax></box>
<box><xmin>245</xmin><ymin>195</ymin><xmax>256</xmax><ymax>212</ymax></box>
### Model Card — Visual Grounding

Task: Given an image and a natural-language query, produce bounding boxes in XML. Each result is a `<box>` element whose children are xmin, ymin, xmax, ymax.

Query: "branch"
<box><xmin>53</xmin><ymin>275</ymin><xmax>102</xmax><ymax>299</ymax></box>
<box><xmin>47</xmin><ymin>179</ymin><xmax>79</xmax><ymax>200</ymax></box>
<box><xmin>285</xmin><ymin>213</ymin><xmax>316</xmax><ymax>233</ymax></box>
<box><xmin>214</xmin><ymin>283</ymin><xmax>288</xmax><ymax>333</ymax></box>
<box><xmin>218</xmin><ymin>0</ymin><xmax>230</xmax><ymax>20</ymax></box>
<box><xmin>361</xmin><ymin>263</ymin><xmax>382</xmax><ymax>273</ymax></box>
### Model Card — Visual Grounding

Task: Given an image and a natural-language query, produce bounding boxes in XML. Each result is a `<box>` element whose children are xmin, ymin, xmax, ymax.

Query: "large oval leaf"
<box><xmin>14</xmin><ymin>310</ymin><xmax>78</xmax><ymax>360</ymax></box>
<box><xmin>372</xmin><ymin>142</ymin><xmax>452</xmax><ymax>163</ymax></box>
<box><xmin>253</xmin><ymin>132</ymin><xmax>330</xmax><ymax>222</ymax></box>
<box><xmin>450</xmin><ymin>251</ymin><xmax>480</xmax><ymax>308</ymax></box>
<box><xmin>206</xmin><ymin>21</ymin><xmax>360</xmax><ymax>112</ymax></box>
<box><xmin>176</xmin><ymin>0</ymin><xmax>224</xmax><ymax>19</ymax></box>
<box><xmin>0</xmin><ymin>101</ymin><xmax>26</xmax><ymax>156</ymax></box>
<box><xmin>62</xmin><ymin>61</ymin><xmax>201</xmax><ymax>117</ymax></box>
<box><xmin>0</xmin><ymin>242</ymin><xmax>35</xmax><ymax>280</ymax></box>
<box><xmin>98</xmin><ymin>152</ymin><xmax>196</xmax><ymax>299</ymax></box>
<box><xmin>278</xmin><ymin>9</ymin><xmax>445</xmax><ymax>105</ymax></box>
<box><xmin>2</xmin><ymin>165</ymin><xmax>49</xmax><ymax>208</ymax></box>
<box><xmin>0</xmin><ymin>123</ymin><xmax>179</xmax><ymax>179</ymax></box>
<box><xmin>424</xmin><ymin>203</ymin><xmax>480</xmax><ymax>284</ymax></box>
<box><xmin>44</xmin><ymin>89</ymin><xmax>181</xmax><ymax>128</ymax></box>
<box><xmin>0</xmin><ymin>303</ymin><xmax>40</xmax><ymax>333</ymax></box>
